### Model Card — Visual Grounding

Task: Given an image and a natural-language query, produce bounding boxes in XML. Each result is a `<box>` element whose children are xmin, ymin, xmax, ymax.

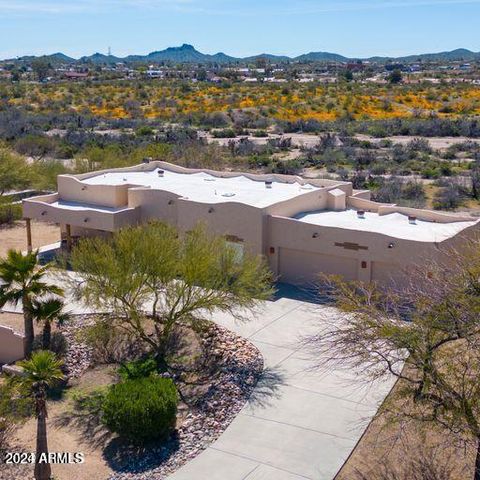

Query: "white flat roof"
<box><xmin>51</xmin><ymin>201</ymin><xmax>131</xmax><ymax>213</ymax></box>
<box><xmin>82</xmin><ymin>169</ymin><xmax>319</xmax><ymax>208</ymax></box>
<box><xmin>295</xmin><ymin>209</ymin><xmax>477</xmax><ymax>242</ymax></box>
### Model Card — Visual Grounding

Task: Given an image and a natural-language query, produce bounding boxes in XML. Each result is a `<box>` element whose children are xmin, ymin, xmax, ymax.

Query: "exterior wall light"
<box><xmin>388</xmin><ymin>242</ymin><xmax>395</xmax><ymax>249</ymax></box>
<box><xmin>168</xmin><ymin>200</ymin><xmax>174</xmax><ymax>205</ymax></box>
<box><xmin>208</xmin><ymin>207</ymin><xmax>214</xmax><ymax>213</ymax></box>
<box><xmin>81</xmin><ymin>186</ymin><xmax>87</xmax><ymax>191</ymax></box>
<box><xmin>41</xmin><ymin>211</ymin><xmax>47</xmax><ymax>216</ymax></box>
<box><xmin>312</xmin><ymin>232</ymin><xmax>319</xmax><ymax>238</ymax></box>
<box><xmin>84</xmin><ymin>217</ymin><xmax>90</xmax><ymax>223</ymax></box>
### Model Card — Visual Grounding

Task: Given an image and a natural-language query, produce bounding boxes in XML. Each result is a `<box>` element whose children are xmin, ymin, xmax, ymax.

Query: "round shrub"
<box><xmin>102</xmin><ymin>377</ymin><xmax>178</xmax><ymax>443</ymax></box>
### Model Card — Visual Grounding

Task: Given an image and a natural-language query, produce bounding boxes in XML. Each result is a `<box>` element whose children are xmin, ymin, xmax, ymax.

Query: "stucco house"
<box><xmin>23</xmin><ymin>160</ymin><xmax>480</xmax><ymax>287</ymax></box>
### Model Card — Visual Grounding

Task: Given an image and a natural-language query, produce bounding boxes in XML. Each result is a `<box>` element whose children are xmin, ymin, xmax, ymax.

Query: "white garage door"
<box><xmin>278</xmin><ymin>248</ymin><xmax>358</xmax><ymax>285</ymax></box>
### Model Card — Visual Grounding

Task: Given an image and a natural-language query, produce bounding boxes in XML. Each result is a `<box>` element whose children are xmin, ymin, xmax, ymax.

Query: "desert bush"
<box><xmin>80</xmin><ymin>319</ymin><xmax>145</xmax><ymax>364</ymax></box>
<box><xmin>0</xmin><ymin>202</ymin><xmax>22</xmax><ymax>225</ymax></box>
<box><xmin>102</xmin><ymin>377</ymin><xmax>178</xmax><ymax>443</ymax></box>
<box><xmin>33</xmin><ymin>331</ymin><xmax>68</xmax><ymax>357</ymax></box>
<box><xmin>433</xmin><ymin>183</ymin><xmax>465</xmax><ymax>210</ymax></box>
<box><xmin>118</xmin><ymin>357</ymin><xmax>157</xmax><ymax>381</ymax></box>
<box><xmin>212</xmin><ymin>128</ymin><xmax>236</xmax><ymax>138</ymax></box>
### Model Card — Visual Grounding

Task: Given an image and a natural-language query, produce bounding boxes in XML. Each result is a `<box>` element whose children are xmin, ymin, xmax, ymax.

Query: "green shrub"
<box><xmin>212</xmin><ymin>128</ymin><xmax>236</xmax><ymax>138</ymax></box>
<box><xmin>118</xmin><ymin>356</ymin><xmax>157</xmax><ymax>381</ymax></box>
<box><xmin>102</xmin><ymin>377</ymin><xmax>177</xmax><ymax>443</ymax></box>
<box><xmin>0</xmin><ymin>203</ymin><xmax>22</xmax><ymax>225</ymax></box>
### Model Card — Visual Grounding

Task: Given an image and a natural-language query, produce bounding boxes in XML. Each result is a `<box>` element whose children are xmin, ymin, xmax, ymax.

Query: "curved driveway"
<box><xmin>168</xmin><ymin>287</ymin><xmax>395</xmax><ymax>480</ymax></box>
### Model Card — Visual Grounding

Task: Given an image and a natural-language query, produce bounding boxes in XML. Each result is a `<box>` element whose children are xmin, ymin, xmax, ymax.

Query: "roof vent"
<box><xmin>265</xmin><ymin>181</ymin><xmax>273</xmax><ymax>189</ymax></box>
<box><xmin>158</xmin><ymin>169</ymin><xmax>165</xmax><ymax>177</ymax></box>
<box><xmin>357</xmin><ymin>210</ymin><xmax>366</xmax><ymax>219</ymax></box>
<box><xmin>123</xmin><ymin>177</ymin><xmax>127</xmax><ymax>181</ymax></box>
<box><xmin>408</xmin><ymin>215</ymin><xmax>417</xmax><ymax>225</ymax></box>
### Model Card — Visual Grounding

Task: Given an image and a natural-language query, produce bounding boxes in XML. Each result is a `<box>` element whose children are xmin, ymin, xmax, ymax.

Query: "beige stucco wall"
<box><xmin>24</xmin><ymin>196</ymin><xmax>140</xmax><ymax>232</ymax></box>
<box><xmin>176</xmin><ymin>200</ymin><xmax>265</xmax><ymax>255</ymax></box>
<box><xmin>57</xmin><ymin>176</ymin><xmax>135</xmax><ymax>208</ymax></box>
<box><xmin>0</xmin><ymin>326</ymin><xmax>24</xmax><ymax>364</ymax></box>
<box><xmin>21</xmin><ymin>161</ymin><xmax>480</xmax><ymax>288</ymax></box>
<box><xmin>266</xmin><ymin>215</ymin><xmax>476</xmax><ymax>287</ymax></box>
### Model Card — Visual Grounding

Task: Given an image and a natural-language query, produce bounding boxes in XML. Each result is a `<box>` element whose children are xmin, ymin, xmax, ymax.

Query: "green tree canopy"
<box><xmin>70</xmin><ymin>222</ymin><xmax>274</xmax><ymax>363</ymax></box>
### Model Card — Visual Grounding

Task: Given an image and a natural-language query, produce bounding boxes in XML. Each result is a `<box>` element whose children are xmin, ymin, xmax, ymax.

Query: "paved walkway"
<box><xmin>168</xmin><ymin>289</ymin><xmax>396</xmax><ymax>480</ymax></box>
<box><xmin>1</xmin><ymin>274</ymin><xmax>395</xmax><ymax>480</ymax></box>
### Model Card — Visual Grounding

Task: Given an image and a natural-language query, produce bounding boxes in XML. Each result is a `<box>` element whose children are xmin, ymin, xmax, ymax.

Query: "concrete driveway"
<box><xmin>168</xmin><ymin>286</ymin><xmax>396</xmax><ymax>480</ymax></box>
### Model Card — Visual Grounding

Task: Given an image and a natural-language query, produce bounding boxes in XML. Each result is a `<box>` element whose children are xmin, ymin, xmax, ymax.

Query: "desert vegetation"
<box><xmin>0</xmin><ymin>222</ymin><xmax>273</xmax><ymax>480</ymax></box>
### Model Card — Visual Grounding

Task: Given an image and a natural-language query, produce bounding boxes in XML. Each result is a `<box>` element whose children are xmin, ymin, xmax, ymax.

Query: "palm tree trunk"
<box><xmin>34</xmin><ymin>389</ymin><xmax>51</xmax><ymax>480</ymax></box>
<box><xmin>23</xmin><ymin>296</ymin><xmax>34</xmax><ymax>358</ymax></box>
<box><xmin>475</xmin><ymin>437</ymin><xmax>480</xmax><ymax>480</ymax></box>
<box><xmin>42</xmin><ymin>321</ymin><xmax>51</xmax><ymax>350</ymax></box>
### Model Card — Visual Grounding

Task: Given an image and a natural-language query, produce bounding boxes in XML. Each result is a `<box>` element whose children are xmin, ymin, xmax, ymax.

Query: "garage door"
<box><xmin>371</xmin><ymin>261</ymin><xmax>407</xmax><ymax>288</ymax></box>
<box><xmin>278</xmin><ymin>248</ymin><xmax>358</xmax><ymax>285</ymax></box>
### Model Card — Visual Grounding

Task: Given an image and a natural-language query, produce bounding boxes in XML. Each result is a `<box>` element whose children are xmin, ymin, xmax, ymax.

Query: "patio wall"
<box><xmin>0</xmin><ymin>325</ymin><xmax>24</xmax><ymax>364</ymax></box>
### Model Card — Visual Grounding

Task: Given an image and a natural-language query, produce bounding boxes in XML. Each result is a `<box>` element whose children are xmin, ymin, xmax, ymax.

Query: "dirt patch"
<box><xmin>337</xmin><ymin>379</ymin><xmax>475</xmax><ymax>480</ymax></box>
<box><xmin>10</xmin><ymin>366</ymin><xmax>117</xmax><ymax>480</ymax></box>
<box><xmin>0</xmin><ymin>220</ymin><xmax>60</xmax><ymax>258</ymax></box>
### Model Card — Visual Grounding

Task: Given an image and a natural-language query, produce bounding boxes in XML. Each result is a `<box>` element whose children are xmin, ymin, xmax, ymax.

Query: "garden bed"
<box><xmin>2</xmin><ymin>314</ymin><xmax>263</xmax><ymax>480</ymax></box>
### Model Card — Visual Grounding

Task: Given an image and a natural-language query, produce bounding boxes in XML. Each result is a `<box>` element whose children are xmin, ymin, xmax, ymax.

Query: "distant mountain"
<box><xmin>79</xmin><ymin>52</ymin><xmax>123</xmax><ymax>64</ymax></box>
<box><xmin>295</xmin><ymin>51</ymin><xmax>349</xmax><ymax>62</ymax></box>
<box><xmin>13</xmin><ymin>52</ymin><xmax>76</xmax><ymax>64</ymax></box>
<box><xmin>5</xmin><ymin>45</ymin><xmax>480</xmax><ymax>65</ymax></box>
<box><xmin>243</xmin><ymin>53</ymin><xmax>292</xmax><ymax>63</ymax></box>
<box><xmin>369</xmin><ymin>48</ymin><xmax>479</xmax><ymax>63</ymax></box>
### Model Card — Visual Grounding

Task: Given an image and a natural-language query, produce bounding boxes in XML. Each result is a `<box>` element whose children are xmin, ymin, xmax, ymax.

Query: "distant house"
<box><xmin>146</xmin><ymin>69</ymin><xmax>164</xmax><ymax>79</ymax></box>
<box><xmin>64</xmin><ymin>71</ymin><xmax>89</xmax><ymax>80</ymax></box>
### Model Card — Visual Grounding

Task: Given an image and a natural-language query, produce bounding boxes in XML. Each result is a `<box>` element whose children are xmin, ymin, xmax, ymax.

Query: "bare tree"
<box><xmin>306</xmin><ymin>242</ymin><xmax>480</xmax><ymax>480</ymax></box>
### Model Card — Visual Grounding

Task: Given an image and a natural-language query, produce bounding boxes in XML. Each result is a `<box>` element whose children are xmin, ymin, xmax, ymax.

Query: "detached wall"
<box><xmin>0</xmin><ymin>326</ymin><xmax>24</xmax><ymax>364</ymax></box>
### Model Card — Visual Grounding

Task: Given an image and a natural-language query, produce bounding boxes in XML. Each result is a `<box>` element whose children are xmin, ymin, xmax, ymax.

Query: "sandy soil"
<box><xmin>0</xmin><ymin>220</ymin><xmax>60</xmax><ymax>258</ymax></box>
<box><xmin>337</xmin><ymin>381</ymin><xmax>475</xmax><ymax>480</ymax></box>
<box><xmin>204</xmin><ymin>131</ymin><xmax>321</xmax><ymax>148</ymax></box>
<box><xmin>356</xmin><ymin>134</ymin><xmax>480</xmax><ymax>150</ymax></box>
<box><xmin>11</xmin><ymin>367</ymin><xmax>116</xmax><ymax>480</ymax></box>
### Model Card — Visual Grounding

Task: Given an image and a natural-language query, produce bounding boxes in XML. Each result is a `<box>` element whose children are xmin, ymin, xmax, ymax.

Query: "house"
<box><xmin>23</xmin><ymin>162</ymin><xmax>479</xmax><ymax>287</ymax></box>
<box><xmin>64</xmin><ymin>71</ymin><xmax>89</xmax><ymax>80</ymax></box>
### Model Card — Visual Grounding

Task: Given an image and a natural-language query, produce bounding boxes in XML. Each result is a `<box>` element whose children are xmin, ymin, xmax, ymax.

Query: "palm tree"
<box><xmin>0</xmin><ymin>250</ymin><xmax>63</xmax><ymax>358</ymax></box>
<box><xmin>19</xmin><ymin>350</ymin><xmax>64</xmax><ymax>480</ymax></box>
<box><xmin>30</xmin><ymin>298</ymin><xmax>69</xmax><ymax>350</ymax></box>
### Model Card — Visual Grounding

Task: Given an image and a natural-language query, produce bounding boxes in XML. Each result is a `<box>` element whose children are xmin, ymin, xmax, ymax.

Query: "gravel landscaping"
<box><xmin>60</xmin><ymin>315</ymin><xmax>264</xmax><ymax>480</ymax></box>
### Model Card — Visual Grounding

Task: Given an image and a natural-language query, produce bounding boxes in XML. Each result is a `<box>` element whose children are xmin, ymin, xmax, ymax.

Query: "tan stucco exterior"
<box><xmin>23</xmin><ymin>161</ymin><xmax>480</xmax><ymax>287</ymax></box>
<box><xmin>0</xmin><ymin>325</ymin><xmax>24</xmax><ymax>365</ymax></box>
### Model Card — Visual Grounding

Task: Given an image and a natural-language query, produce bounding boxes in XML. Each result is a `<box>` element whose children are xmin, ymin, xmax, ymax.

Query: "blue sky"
<box><xmin>0</xmin><ymin>0</ymin><xmax>479</xmax><ymax>59</ymax></box>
